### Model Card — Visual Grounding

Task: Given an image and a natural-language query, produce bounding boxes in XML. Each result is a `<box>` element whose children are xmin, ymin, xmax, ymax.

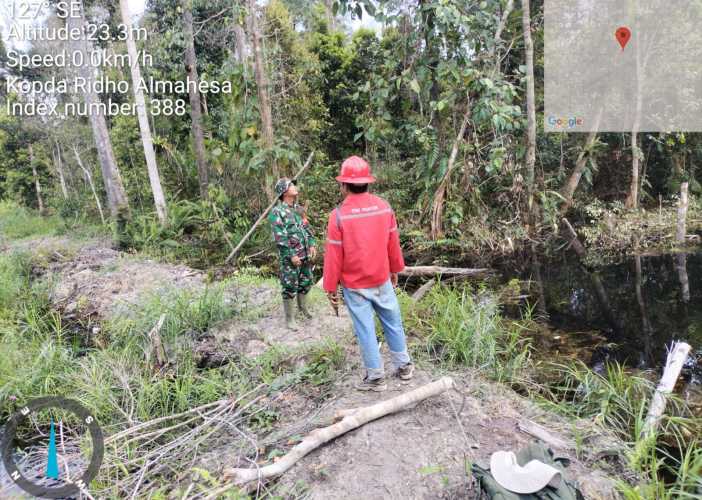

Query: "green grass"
<box><xmin>0</xmin><ymin>200</ymin><xmax>107</xmax><ymax>245</ymax></box>
<box><xmin>410</xmin><ymin>284</ymin><xmax>532</xmax><ymax>382</ymax></box>
<box><xmin>0</xmin><ymin>201</ymin><xmax>61</xmax><ymax>240</ymax></box>
<box><xmin>0</xmin><ymin>251</ymin><xmax>32</xmax><ymax>319</ymax></box>
<box><xmin>530</xmin><ymin>361</ymin><xmax>702</xmax><ymax>498</ymax></box>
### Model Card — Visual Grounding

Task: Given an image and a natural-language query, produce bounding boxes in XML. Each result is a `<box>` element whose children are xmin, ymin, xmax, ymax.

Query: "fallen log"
<box><xmin>316</xmin><ymin>267</ymin><xmax>490</xmax><ymax>290</ymax></box>
<box><xmin>400</xmin><ymin>266</ymin><xmax>491</xmax><ymax>277</ymax></box>
<box><xmin>411</xmin><ymin>278</ymin><xmax>436</xmax><ymax>302</ymax></box>
<box><xmin>225</xmin><ymin>152</ymin><xmax>315</xmax><ymax>264</ymax></box>
<box><xmin>517</xmin><ymin>420</ymin><xmax>573</xmax><ymax>450</ymax></box>
<box><xmin>223</xmin><ymin>376</ymin><xmax>454</xmax><ymax>487</ymax></box>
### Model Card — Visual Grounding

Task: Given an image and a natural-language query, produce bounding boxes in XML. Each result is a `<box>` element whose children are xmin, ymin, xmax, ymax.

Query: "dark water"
<box><xmin>516</xmin><ymin>251</ymin><xmax>702</xmax><ymax>384</ymax></box>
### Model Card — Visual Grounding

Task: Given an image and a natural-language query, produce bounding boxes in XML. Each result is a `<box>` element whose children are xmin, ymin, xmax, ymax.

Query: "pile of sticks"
<box><xmin>100</xmin><ymin>385</ymin><xmax>270</xmax><ymax>499</ymax></box>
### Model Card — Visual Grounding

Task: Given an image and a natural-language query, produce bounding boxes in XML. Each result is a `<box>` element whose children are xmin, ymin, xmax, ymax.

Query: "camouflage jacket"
<box><xmin>268</xmin><ymin>201</ymin><xmax>316</xmax><ymax>261</ymax></box>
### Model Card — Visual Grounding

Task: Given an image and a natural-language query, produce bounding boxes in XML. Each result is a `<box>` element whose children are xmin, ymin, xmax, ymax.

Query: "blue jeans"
<box><xmin>342</xmin><ymin>279</ymin><xmax>411</xmax><ymax>380</ymax></box>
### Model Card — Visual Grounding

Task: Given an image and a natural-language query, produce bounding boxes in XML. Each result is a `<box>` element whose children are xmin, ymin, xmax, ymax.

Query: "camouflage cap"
<box><xmin>275</xmin><ymin>177</ymin><xmax>296</xmax><ymax>198</ymax></box>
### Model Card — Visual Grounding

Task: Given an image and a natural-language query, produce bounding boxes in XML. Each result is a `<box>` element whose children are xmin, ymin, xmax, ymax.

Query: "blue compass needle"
<box><xmin>46</xmin><ymin>419</ymin><xmax>59</xmax><ymax>480</ymax></box>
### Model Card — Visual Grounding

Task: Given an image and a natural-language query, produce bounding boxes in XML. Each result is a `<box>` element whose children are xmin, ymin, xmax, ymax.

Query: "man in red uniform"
<box><xmin>323</xmin><ymin>156</ymin><xmax>414</xmax><ymax>391</ymax></box>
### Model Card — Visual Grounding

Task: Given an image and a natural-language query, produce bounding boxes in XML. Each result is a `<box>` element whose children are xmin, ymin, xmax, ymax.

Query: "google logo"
<box><xmin>547</xmin><ymin>116</ymin><xmax>584</xmax><ymax>128</ymax></box>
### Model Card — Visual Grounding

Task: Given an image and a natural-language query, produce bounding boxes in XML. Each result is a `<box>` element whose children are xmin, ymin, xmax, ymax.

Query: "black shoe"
<box><xmin>398</xmin><ymin>363</ymin><xmax>414</xmax><ymax>381</ymax></box>
<box><xmin>355</xmin><ymin>376</ymin><xmax>387</xmax><ymax>392</ymax></box>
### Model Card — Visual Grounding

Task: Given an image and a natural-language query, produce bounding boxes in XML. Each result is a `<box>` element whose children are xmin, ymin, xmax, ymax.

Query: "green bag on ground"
<box><xmin>471</xmin><ymin>442</ymin><xmax>585</xmax><ymax>500</ymax></box>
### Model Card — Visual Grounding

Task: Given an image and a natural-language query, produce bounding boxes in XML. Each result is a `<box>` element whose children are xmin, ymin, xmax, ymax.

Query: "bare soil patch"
<box><xmin>11</xmin><ymin>237</ymin><xmax>623</xmax><ymax>499</ymax></box>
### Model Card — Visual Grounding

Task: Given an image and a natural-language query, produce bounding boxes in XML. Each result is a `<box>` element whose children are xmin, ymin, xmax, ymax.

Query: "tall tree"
<box><xmin>233</xmin><ymin>3</ymin><xmax>250</xmax><ymax>69</ymax></box>
<box><xmin>120</xmin><ymin>0</ymin><xmax>168</xmax><ymax>223</ymax></box>
<box><xmin>28</xmin><ymin>143</ymin><xmax>45</xmax><ymax>214</ymax></box>
<box><xmin>625</xmin><ymin>29</ymin><xmax>644</xmax><ymax>209</ymax></box>
<box><xmin>70</xmin><ymin>7</ymin><xmax>130</xmax><ymax>221</ymax></box>
<box><xmin>182</xmin><ymin>0</ymin><xmax>210</xmax><ymax>200</ymax></box>
<box><xmin>73</xmin><ymin>145</ymin><xmax>106</xmax><ymax>225</ymax></box>
<box><xmin>52</xmin><ymin>139</ymin><xmax>69</xmax><ymax>200</ymax></box>
<box><xmin>248</xmin><ymin>0</ymin><xmax>278</xmax><ymax>198</ymax></box>
<box><xmin>521</xmin><ymin>0</ymin><xmax>536</xmax><ymax>224</ymax></box>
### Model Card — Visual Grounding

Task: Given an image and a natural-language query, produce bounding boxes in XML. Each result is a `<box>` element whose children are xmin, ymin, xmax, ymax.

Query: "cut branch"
<box><xmin>223</xmin><ymin>377</ymin><xmax>454</xmax><ymax>487</ymax></box>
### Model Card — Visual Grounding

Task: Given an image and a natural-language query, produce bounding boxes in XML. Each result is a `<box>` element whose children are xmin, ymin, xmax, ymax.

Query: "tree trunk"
<box><xmin>531</xmin><ymin>248</ymin><xmax>549</xmax><ymax>320</ymax></box>
<box><xmin>70</xmin><ymin>8</ymin><xmax>130</xmax><ymax>221</ymax></box>
<box><xmin>626</xmin><ymin>133</ymin><xmax>640</xmax><ymax>209</ymax></box>
<box><xmin>491</xmin><ymin>0</ymin><xmax>514</xmax><ymax>74</ymax></box>
<box><xmin>53</xmin><ymin>140</ymin><xmax>69</xmax><ymax>200</ymax></box>
<box><xmin>676</xmin><ymin>253</ymin><xmax>690</xmax><ymax>303</ymax></box>
<box><xmin>421</xmin><ymin>0</ymin><xmax>440</xmax><ymax>117</ymax></box>
<box><xmin>29</xmin><ymin>143</ymin><xmax>45</xmax><ymax>214</ymax></box>
<box><xmin>634</xmin><ymin>253</ymin><xmax>654</xmax><ymax>365</ymax></box>
<box><xmin>73</xmin><ymin>145</ymin><xmax>106</xmax><ymax>225</ymax></box>
<box><xmin>120</xmin><ymin>0</ymin><xmax>168</xmax><ymax>223</ymax></box>
<box><xmin>560</xmin><ymin>108</ymin><xmax>603</xmax><ymax>212</ymax></box>
<box><xmin>183</xmin><ymin>0</ymin><xmax>210</xmax><ymax>200</ymax></box>
<box><xmin>323</xmin><ymin>0</ymin><xmax>337</xmax><ymax>30</ymax></box>
<box><xmin>676</xmin><ymin>181</ymin><xmax>689</xmax><ymax>243</ymax></box>
<box><xmin>233</xmin><ymin>20</ymin><xmax>249</xmax><ymax>68</ymax></box>
<box><xmin>430</xmin><ymin>94</ymin><xmax>471</xmax><ymax>239</ymax></box>
<box><xmin>625</xmin><ymin>29</ymin><xmax>643</xmax><ymax>209</ymax></box>
<box><xmin>521</xmin><ymin>0</ymin><xmax>536</xmax><ymax>224</ymax></box>
<box><xmin>248</xmin><ymin>0</ymin><xmax>277</xmax><ymax>199</ymax></box>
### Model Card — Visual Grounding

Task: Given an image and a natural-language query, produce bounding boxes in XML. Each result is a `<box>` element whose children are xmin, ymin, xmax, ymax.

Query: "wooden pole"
<box><xmin>225</xmin><ymin>152</ymin><xmax>315</xmax><ymax>264</ymax></box>
<box><xmin>676</xmin><ymin>182</ymin><xmax>689</xmax><ymax>244</ymax></box>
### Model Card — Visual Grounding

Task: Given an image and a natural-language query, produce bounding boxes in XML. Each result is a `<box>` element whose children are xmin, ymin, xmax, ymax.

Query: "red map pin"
<box><xmin>615</xmin><ymin>26</ymin><xmax>631</xmax><ymax>50</ymax></box>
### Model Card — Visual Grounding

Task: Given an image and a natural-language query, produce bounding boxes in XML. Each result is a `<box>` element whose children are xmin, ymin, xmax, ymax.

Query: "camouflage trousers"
<box><xmin>279</xmin><ymin>258</ymin><xmax>313</xmax><ymax>299</ymax></box>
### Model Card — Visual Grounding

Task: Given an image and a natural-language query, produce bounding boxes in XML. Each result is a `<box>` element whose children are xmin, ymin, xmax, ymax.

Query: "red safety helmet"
<box><xmin>336</xmin><ymin>156</ymin><xmax>376</xmax><ymax>184</ymax></box>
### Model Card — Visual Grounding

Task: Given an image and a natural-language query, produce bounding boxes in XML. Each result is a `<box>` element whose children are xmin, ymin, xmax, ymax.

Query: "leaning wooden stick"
<box><xmin>225</xmin><ymin>151</ymin><xmax>315</xmax><ymax>264</ymax></box>
<box><xmin>223</xmin><ymin>377</ymin><xmax>454</xmax><ymax>486</ymax></box>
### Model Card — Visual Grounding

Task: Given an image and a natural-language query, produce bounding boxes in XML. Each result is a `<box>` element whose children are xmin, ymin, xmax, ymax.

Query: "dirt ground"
<box><xmin>9</xmin><ymin>237</ymin><xmax>624</xmax><ymax>499</ymax></box>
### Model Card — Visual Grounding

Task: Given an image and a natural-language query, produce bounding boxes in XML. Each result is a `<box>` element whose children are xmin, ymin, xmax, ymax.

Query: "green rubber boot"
<box><xmin>297</xmin><ymin>293</ymin><xmax>313</xmax><ymax>320</ymax></box>
<box><xmin>283</xmin><ymin>299</ymin><xmax>298</xmax><ymax>330</ymax></box>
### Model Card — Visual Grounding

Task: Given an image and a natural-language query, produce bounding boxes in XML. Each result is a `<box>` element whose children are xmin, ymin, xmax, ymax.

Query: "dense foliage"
<box><xmin>2</xmin><ymin>0</ymin><xmax>700</xmax><ymax>265</ymax></box>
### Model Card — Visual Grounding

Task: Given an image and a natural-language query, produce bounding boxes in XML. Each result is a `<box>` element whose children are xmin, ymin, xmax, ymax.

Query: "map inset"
<box><xmin>545</xmin><ymin>0</ymin><xmax>702</xmax><ymax>132</ymax></box>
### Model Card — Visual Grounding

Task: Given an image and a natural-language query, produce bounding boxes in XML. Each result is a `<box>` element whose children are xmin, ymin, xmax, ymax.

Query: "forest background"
<box><xmin>3</xmin><ymin>0</ymin><xmax>698</xmax><ymax>266</ymax></box>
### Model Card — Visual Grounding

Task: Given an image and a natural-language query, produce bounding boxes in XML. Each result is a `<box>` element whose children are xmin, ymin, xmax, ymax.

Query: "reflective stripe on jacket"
<box><xmin>323</xmin><ymin>192</ymin><xmax>404</xmax><ymax>292</ymax></box>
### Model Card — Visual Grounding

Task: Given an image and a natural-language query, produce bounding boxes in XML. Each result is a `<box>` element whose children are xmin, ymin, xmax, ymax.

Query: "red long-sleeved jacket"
<box><xmin>323</xmin><ymin>192</ymin><xmax>405</xmax><ymax>292</ymax></box>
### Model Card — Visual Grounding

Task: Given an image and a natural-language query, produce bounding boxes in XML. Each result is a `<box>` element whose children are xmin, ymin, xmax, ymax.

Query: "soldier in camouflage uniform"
<box><xmin>268</xmin><ymin>177</ymin><xmax>317</xmax><ymax>330</ymax></box>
